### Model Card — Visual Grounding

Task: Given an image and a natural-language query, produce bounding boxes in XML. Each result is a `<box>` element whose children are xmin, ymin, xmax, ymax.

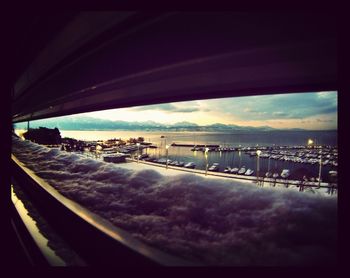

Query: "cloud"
<box><xmin>133</xmin><ymin>103</ymin><xmax>200</xmax><ymax>113</ymax></box>
<box><xmin>318</xmin><ymin>106</ymin><xmax>337</xmax><ymax>114</ymax></box>
<box><xmin>300</xmin><ymin>120</ymin><xmax>312</xmax><ymax>123</ymax></box>
<box><xmin>316</xmin><ymin>119</ymin><xmax>333</xmax><ymax>123</ymax></box>
<box><xmin>272</xmin><ymin>111</ymin><xmax>288</xmax><ymax>117</ymax></box>
<box><xmin>173</xmin><ymin>107</ymin><xmax>200</xmax><ymax>113</ymax></box>
<box><xmin>317</xmin><ymin>91</ymin><xmax>337</xmax><ymax>99</ymax></box>
<box><xmin>209</xmin><ymin>92</ymin><xmax>338</xmax><ymax>123</ymax></box>
<box><xmin>244</xmin><ymin>108</ymin><xmax>268</xmax><ymax>116</ymax></box>
<box><xmin>12</xmin><ymin>137</ymin><xmax>337</xmax><ymax>266</ymax></box>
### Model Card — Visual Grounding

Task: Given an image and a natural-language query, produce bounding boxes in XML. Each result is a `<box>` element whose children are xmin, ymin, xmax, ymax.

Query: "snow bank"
<box><xmin>12</xmin><ymin>137</ymin><xmax>337</xmax><ymax>266</ymax></box>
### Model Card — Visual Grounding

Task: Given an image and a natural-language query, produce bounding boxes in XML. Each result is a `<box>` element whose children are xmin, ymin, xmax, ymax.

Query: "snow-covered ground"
<box><xmin>12</xmin><ymin>136</ymin><xmax>337</xmax><ymax>266</ymax></box>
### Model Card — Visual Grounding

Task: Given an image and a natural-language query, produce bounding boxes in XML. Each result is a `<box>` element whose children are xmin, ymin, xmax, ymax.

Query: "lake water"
<box><xmin>57</xmin><ymin>130</ymin><xmax>337</xmax><ymax>147</ymax></box>
<box><xmin>16</xmin><ymin>129</ymin><xmax>338</xmax><ymax>182</ymax></box>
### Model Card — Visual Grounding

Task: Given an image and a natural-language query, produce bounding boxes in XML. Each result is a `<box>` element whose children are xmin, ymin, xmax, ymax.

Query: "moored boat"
<box><xmin>208</xmin><ymin>163</ymin><xmax>220</xmax><ymax>172</ymax></box>
<box><xmin>184</xmin><ymin>162</ymin><xmax>196</xmax><ymax>169</ymax></box>
<box><xmin>103</xmin><ymin>153</ymin><xmax>129</xmax><ymax>163</ymax></box>
<box><xmin>281</xmin><ymin>169</ymin><xmax>290</xmax><ymax>178</ymax></box>
<box><xmin>176</xmin><ymin>161</ymin><xmax>185</xmax><ymax>167</ymax></box>
<box><xmin>224</xmin><ymin>166</ymin><xmax>232</xmax><ymax>173</ymax></box>
<box><xmin>157</xmin><ymin>158</ymin><xmax>167</xmax><ymax>164</ymax></box>
<box><xmin>230</xmin><ymin>167</ymin><xmax>239</xmax><ymax>174</ymax></box>
<box><xmin>238</xmin><ymin>166</ymin><xmax>246</xmax><ymax>175</ymax></box>
<box><xmin>138</xmin><ymin>153</ymin><xmax>149</xmax><ymax>160</ymax></box>
<box><xmin>245</xmin><ymin>168</ymin><xmax>254</xmax><ymax>176</ymax></box>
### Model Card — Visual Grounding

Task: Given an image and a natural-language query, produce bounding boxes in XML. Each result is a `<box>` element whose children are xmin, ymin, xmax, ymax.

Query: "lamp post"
<box><xmin>96</xmin><ymin>145</ymin><xmax>102</xmax><ymax>159</ymax></box>
<box><xmin>205</xmin><ymin>147</ymin><xmax>209</xmax><ymax>175</ymax></box>
<box><xmin>136</xmin><ymin>143</ymin><xmax>140</xmax><ymax>163</ymax></box>
<box><xmin>256</xmin><ymin>150</ymin><xmax>262</xmax><ymax>185</ymax></box>
<box><xmin>307</xmin><ymin>138</ymin><xmax>314</xmax><ymax>148</ymax></box>
<box><xmin>164</xmin><ymin>137</ymin><xmax>167</xmax><ymax>156</ymax></box>
<box><xmin>308</xmin><ymin>138</ymin><xmax>321</xmax><ymax>187</ymax></box>
<box><xmin>238</xmin><ymin>145</ymin><xmax>242</xmax><ymax>168</ymax></box>
<box><xmin>318</xmin><ymin>150</ymin><xmax>322</xmax><ymax>188</ymax></box>
<box><xmin>166</xmin><ymin>144</ymin><xmax>170</xmax><ymax>169</ymax></box>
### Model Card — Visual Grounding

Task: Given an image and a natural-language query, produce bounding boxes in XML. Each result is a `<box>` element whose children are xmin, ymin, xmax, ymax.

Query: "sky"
<box><xmin>76</xmin><ymin>91</ymin><xmax>337</xmax><ymax>130</ymax></box>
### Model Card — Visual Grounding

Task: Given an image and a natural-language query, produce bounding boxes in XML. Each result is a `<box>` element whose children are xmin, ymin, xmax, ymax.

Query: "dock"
<box><xmin>171</xmin><ymin>143</ymin><xmax>220</xmax><ymax>148</ymax></box>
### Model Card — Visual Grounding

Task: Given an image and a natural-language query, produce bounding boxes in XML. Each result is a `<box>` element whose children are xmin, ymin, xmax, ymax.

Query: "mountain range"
<box><xmin>14</xmin><ymin>116</ymin><xmax>307</xmax><ymax>132</ymax></box>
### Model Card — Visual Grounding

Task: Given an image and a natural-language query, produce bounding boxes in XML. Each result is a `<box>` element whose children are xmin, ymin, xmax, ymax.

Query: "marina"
<box><xmin>16</xmin><ymin>128</ymin><xmax>337</xmax><ymax>191</ymax></box>
<box><xmin>50</xmin><ymin>132</ymin><xmax>337</xmax><ymax>193</ymax></box>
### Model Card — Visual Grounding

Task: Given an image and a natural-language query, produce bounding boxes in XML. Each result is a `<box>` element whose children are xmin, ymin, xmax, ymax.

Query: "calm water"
<box><xmin>58</xmin><ymin>130</ymin><xmax>337</xmax><ymax>147</ymax></box>
<box><xmin>16</xmin><ymin>129</ymin><xmax>338</xmax><ymax>182</ymax></box>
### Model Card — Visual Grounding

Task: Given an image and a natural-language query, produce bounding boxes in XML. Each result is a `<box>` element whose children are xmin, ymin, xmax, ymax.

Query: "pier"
<box><xmin>171</xmin><ymin>143</ymin><xmax>220</xmax><ymax>148</ymax></box>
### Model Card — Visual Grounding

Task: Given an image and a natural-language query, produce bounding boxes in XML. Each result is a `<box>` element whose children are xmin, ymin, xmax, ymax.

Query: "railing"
<box><xmin>11</xmin><ymin>155</ymin><xmax>199</xmax><ymax>266</ymax></box>
<box><xmin>127</xmin><ymin>158</ymin><xmax>338</xmax><ymax>194</ymax></box>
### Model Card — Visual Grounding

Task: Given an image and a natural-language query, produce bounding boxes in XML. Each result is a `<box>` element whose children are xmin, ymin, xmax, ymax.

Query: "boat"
<box><xmin>223</xmin><ymin>166</ymin><xmax>232</xmax><ymax>173</ymax></box>
<box><xmin>138</xmin><ymin>153</ymin><xmax>149</xmax><ymax>160</ymax></box>
<box><xmin>184</xmin><ymin>162</ymin><xmax>196</xmax><ymax>169</ymax></box>
<box><xmin>329</xmin><ymin>170</ymin><xmax>337</xmax><ymax>177</ymax></box>
<box><xmin>230</xmin><ymin>167</ymin><xmax>239</xmax><ymax>174</ymax></box>
<box><xmin>265</xmin><ymin>171</ymin><xmax>272</xmax><ymax>178</ymax></box>
<box><xmin>176</xmin><ymin>161</ymin><xmax>185</xmax><ymax>167</ymax></box>
<box><xmin>238</xmin><ymin>166</ymin><xmax>246</xmax><ymax>175</ymax></box>
<box><xmin>156</xmin><ymin>158</ymin><xmax>167</xmax><ymax>164</ymax></box>
<box><xmin>144</xmin><ymin>157</ymin><xmax>157</xmax><ymax>162</ymax></box>
<box><xmin>103</xmin><ymin>153</ymin><xmax>129</xmax><ymax>163</ymax></box>
<box><xmin>102</xmin><ymin>147</ymin><xmax>118</xmax><ymax>154</ymax></box>
<box><xmin>190</xmin><ymin>145</ymin><xmax>200</xmax><ymax>151</ymax></box>
<box><xmin>208</xmin><ymin>163</ymin><xmax>220</xmax><ymax>172</ymax></box>
<box><xmin>148</xmin><ymin>145</ymin><xmax>158</xmax><ymax>149</ymax></box>
<box><xmin>245</xmin><ymin>168</ymin><xmax>254</xmax><ymax>176</ymax></box>
<box><xmin>280</xmin><ymin>169</ymin><xmax>290</xmax><ymax>178</ymax></box>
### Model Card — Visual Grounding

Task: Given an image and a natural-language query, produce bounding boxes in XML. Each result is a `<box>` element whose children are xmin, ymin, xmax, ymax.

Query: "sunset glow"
<box><xmin>76</xmin><ymin>91</ymin><xmax>337</xmax><ymax>130</ymax></box>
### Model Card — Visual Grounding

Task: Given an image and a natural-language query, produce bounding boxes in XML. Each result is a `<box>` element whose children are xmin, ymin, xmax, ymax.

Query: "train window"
<box><xmin>12</xmin><ymin>91</ymin><xmax>337</xmax><ymax>266</ymax></box>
